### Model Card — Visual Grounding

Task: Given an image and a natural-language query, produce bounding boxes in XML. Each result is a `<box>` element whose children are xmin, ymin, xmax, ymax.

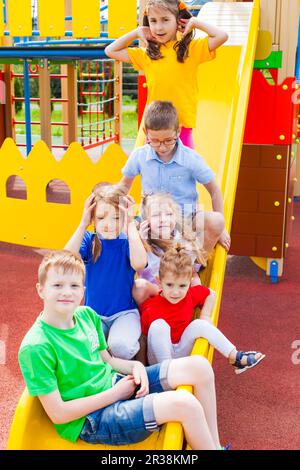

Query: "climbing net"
<box><xmin>78</xmin><ymin>59</ymin><xmax>117</xmax><ymax>150</ymax></box>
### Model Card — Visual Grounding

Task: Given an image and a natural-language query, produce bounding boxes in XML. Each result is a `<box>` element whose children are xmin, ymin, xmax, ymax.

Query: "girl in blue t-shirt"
<box><xmin>65</xmin><ymin>183</ymin><xmax>147</xmax><ymax>360</ymax></box>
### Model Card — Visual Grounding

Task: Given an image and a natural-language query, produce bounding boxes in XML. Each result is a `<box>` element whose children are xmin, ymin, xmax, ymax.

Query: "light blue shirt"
<box><xmin>122</xmin><ymin>139</ymin><xmax>215</xmax><ymax>215</ymax></box>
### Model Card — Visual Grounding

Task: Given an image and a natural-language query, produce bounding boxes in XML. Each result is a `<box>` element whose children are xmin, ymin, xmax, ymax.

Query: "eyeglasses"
<box><xmin>147</xmin><ymin>136</ymin><xmax>177</xmax><ymax>148</ymax></box>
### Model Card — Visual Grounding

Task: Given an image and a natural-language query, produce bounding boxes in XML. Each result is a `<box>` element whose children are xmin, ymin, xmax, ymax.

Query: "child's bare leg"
<box><xmin>132</xmin><ymin>278</ymin><xmax>159</xmax><ymax>306</ymax></box>
<box><xmin>152</xmin><ymin>390</ymin><xmax>216</xmax><ymax>450</ymax></box>
<box><xmin>193</xmin><ymin>211</ymin><xmax>224</xmax><ymax>254</ymax></box>
<box><xmin>166</xmin><ymin>356</ymin><xmax>221</xmax><ymax>448</ymax></box>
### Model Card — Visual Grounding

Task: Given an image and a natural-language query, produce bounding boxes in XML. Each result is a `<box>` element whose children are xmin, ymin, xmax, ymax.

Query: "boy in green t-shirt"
<box><xmin>19</xmin><ymin>250</ymin><xmax>222</xmax><ymax>449</ymax></box>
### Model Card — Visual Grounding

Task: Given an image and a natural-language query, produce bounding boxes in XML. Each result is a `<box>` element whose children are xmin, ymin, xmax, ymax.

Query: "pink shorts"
<box><xmin>179</xmin><ymin>127</ymin><xmax>195</xmax><ymax>149</ymax></box>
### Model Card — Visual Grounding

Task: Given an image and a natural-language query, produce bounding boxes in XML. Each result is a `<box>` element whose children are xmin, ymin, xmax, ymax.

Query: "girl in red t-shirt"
<box><xmin>138</xmin><ymin>245</ymin><xmax>265</xmax><ymax>374</ymax></box>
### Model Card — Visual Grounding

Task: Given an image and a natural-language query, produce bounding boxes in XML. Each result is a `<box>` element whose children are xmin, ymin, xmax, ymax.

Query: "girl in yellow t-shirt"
<box><xmin>105</xmin><ymin>0</ymin><xmax>228</xmax><ymax>149</ymax></box>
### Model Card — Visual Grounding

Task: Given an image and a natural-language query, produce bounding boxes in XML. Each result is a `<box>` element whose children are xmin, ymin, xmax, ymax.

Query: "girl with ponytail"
<box><xmin>105</xmin><ymin>0</ymin><xmax>228</xmax><ymax>149</ymax></box>
<box><xmin>65</xmin><ymin>183</ymin><xmax>147</xmax><ymax>361</ymax></box>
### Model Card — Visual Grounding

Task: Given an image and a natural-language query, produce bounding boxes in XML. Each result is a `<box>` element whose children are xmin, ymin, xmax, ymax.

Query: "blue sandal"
<box><xmin>233</xmin><ymin>351</ymin><xmax>266</xmax><ymax>375</ymax></box>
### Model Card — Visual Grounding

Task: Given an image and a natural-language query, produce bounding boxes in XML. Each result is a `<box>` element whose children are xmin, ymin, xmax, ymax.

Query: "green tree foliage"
<box><xmin>14</xmin><ymin>78</ymin><xmax>23</xmax><ymax>114</ymax></box>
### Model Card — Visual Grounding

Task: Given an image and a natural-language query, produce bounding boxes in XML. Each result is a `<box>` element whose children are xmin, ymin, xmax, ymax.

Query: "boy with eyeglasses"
<box><xmin>120</xmin><ymin>100</ymin><xmax>230</xmax><ymax>253</ymax></box>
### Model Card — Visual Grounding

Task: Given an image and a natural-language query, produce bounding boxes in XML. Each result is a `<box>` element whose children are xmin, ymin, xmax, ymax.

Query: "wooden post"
<box><xmin>275</xmin><ymin>0</ymin><xmax>281</xmax><ymax>47</ymax></box>
<box><xmin>61</xmin><ymin>64</ymin><xmax>68</xmax><ymax>146</ymax></box>
<box><xmin>295</xmin><ymin>144</ymin><xmax>300</xmax><ymax>197</ymax></box>
<box><xmin>68</xmin><ymin>65</ymin><xmax>78</xmax><ymax>144</ymax></box>
<box><xmin>0</xmin><ymin>108</ymin><xmax>5</xmax><ymax>146</ymax></box>
<box><xmin>0</xmin><ymin>37</ymin><xmax>7</xmax><ymax>145</ymax></box>
<box><xmin>278</xmin><ymin>0</ymin><xmax>299</xmax><ymax>83</ymax></box>
<box><xmin>62</xmin><ymin>63</ymin><xmax>78</xmax><ymax>144</ymax></box>
<box><xmin>1</xmin><ymin>36</ymin><xmax>14</xmax><ymax>140</ymax></box>
<box><xmin>61</xmin><ymin>1</ymin><xmax>78</xmax><ymax>145</ymax></box>
<box><xmin>260</xmin><ymin>0</ymin><xmax>277</xmax><ymax>44</ymax></box>
<box><xmin>65</xmin><ymin>0</ymin><xmax>72</xmax><ymax>35</ymax></box>
<box><xmin>0</xmin><ymin>70</ymin><xmax>5</xmax><ymax>146</ymax></box>
<box><xmin>39</xmin><ymin>59</ymin><xmax>52</xmax><ymax>148</ymax></box>
<box><xmin>114</xmin><ymin>61</ymin><xmax>122</xmax><ymax>144</ymax></box>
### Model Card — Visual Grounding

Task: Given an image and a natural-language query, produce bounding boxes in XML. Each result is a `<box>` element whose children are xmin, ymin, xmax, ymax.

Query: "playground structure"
<box><xmin>229</xmin><ymin>0</ymin><xmax>300</xmax><ymax>282</ymax></box>
<box><xmin>0</xmin><ymin>0</ymin><xmax>123</xmax><ymax>155</ymax></box>
<box><xmin>0</xmin><ymin>0</ymin><xmax>299</xmax><ymax>451</ymax></box>
<box><xmin>136</xmin><ymin>0</ymin><xmax>300</xmax><ymax>282</ymax></box>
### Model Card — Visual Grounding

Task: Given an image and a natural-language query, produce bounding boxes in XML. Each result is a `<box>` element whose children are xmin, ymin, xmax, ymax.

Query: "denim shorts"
<box><xmin>79</xmin><ymin>360</ymin><xmax>172</xmax><ymax>446</ymax></box>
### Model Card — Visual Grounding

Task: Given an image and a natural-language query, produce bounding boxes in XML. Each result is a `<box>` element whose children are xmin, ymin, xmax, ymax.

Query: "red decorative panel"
<box><xmin>244</xmin><ymin>71</ymin><xmax>296</xmax><ymax>145</ymax></box>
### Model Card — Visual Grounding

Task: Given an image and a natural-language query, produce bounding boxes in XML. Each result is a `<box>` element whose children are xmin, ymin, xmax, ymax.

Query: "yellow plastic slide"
<box><xmin>7</xmin><ymin>1</ymin><xmax>259</xmax><ymax>450</ymax></box>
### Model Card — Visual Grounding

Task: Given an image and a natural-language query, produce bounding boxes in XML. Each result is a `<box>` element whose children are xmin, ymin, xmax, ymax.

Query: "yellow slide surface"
<box><xmin>7</xmin><ymin>1</ymin><xmax>259</xmax><ymax>451</ymax></box>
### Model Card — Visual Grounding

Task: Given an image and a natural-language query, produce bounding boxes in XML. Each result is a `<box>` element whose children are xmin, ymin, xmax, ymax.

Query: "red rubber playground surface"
<box><xmin>1</xmin><ymin>203</ymin><xmax>300</xmax><ymax>450</ymax></box>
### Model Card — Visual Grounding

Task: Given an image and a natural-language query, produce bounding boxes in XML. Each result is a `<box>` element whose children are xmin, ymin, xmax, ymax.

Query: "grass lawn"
<box><xmin>122</xmin><ymin>110</ymin><xmax>138</xmax><ymax>138</ymax></box>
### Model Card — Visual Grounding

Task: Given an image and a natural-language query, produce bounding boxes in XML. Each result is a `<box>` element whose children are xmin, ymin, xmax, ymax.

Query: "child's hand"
<box><xmin>132</xmin><ymin>362</ymin><xmax>149</xmax><ymax>398</ymax></box>
<box><xmin>178</xmin><ymin>17</ymin><xmax>197</xmax><ymax>37</ymax></box>
<box><xmin>139</xmin><ymin>220</ymin><xmax>150</xmax><ymax>240</ymax></box>
<box><xmin>112</xmin><ymin>375</ymin><xmax>137</xmax><ymax>401</ymax></box>
<box><xmin>137</xmin><ymin>26</ymin><xmax>157</xmax><ymax>46</ymax></box>
<box><xmin>119</xmin><ymin>195</ymin><xmax>135</xmax><ymax>225</ymax></box>
<box><xmin>81</xmin><ymin>194</ymin><xmax>96</xmax><ymax>228</ymax></box>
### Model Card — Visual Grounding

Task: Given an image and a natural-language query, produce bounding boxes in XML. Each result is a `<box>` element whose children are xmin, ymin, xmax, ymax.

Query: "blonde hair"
<box><xmin>91</xmin><ymin>182</ymin><xmax>128</xmax><ymax>263</ymax></box>
<box><xmin>159</xmin><ymin>244</ymin><xmax>193</xmax><ymax>279</ymax></box>
<box><xmin>141</xmin><ymin>192</ymin><xmax>207</xmax><ymax>266</ymax></box>
<box><xmin>38</xmin><ymin>250</ymin><xmax>85</xmax><ymax>286</ymax></box>
<box><xmin>141</xmin><ymin>192</ymin><xmax>182</xmax><ymax>255</ymax></box>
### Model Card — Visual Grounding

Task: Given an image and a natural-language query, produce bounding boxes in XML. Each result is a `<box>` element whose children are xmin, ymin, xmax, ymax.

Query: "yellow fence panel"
<box><xmin>0</xmin><ymin>139</ymin><xmax>141</xmax><ymax>250</ymax></box>
<box><xmin>0</xmin><ymin>3</ymin><xmax>4</xmax><ymax>37</ymax></box>
<box><xmin>108</xmin><ymin>0</ymin><xmax>137</xmax><ymax>38</ymax></box>
<box><xmin>72</xmin><ymin>0</ymin><xmax>100</xmax><ymax>38</ymax></box>
<box><xmin>39</xmin><ymin>0</ymin><xmax>65</xmax><ymax>37</ymax></box>
<box><xmin>8</xmin><ymin>0</ymin><xmax>32</xmax><ymax>36</ymax></box>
